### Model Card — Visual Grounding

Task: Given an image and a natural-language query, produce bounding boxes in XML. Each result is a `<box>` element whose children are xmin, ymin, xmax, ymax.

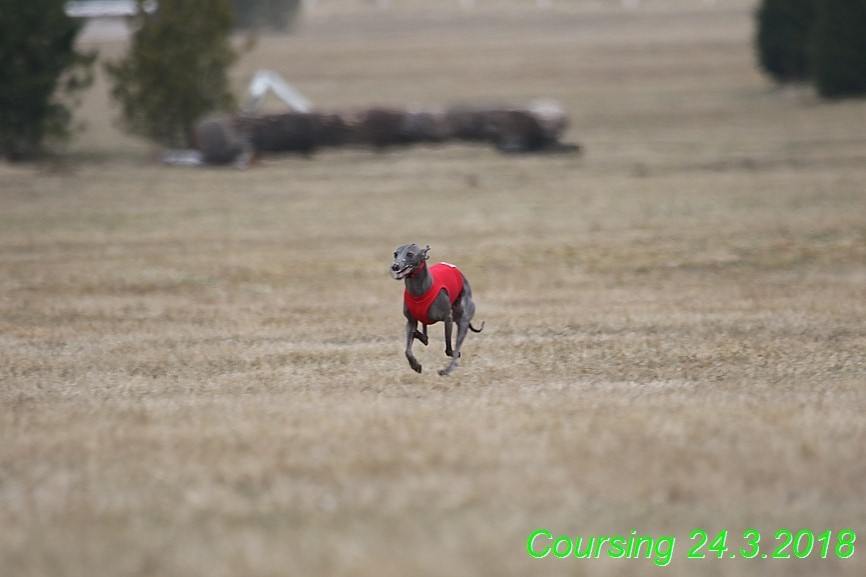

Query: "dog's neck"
<box><xmin>403</xmin><ymin>261</ymin><xmax>433</xmax><ymax>296</ymax></box>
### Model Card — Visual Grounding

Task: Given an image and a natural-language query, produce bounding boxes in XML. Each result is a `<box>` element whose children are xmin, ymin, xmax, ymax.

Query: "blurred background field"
<box><xmin>2</xmin><ymin>1</ymin><xmax>865</xmax><ymax>576</ymax></box>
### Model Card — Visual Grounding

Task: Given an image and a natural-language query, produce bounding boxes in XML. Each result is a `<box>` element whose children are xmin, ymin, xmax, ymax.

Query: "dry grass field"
<box><xmin>2</xmin><ymin>1</ymin><xmax>865</xmax><ymax>575</ymax></box>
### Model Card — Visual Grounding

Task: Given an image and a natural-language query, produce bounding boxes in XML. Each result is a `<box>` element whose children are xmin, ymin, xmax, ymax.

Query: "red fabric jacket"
<box><xmin>404</xmin><ymin>262</ymin><xmax>464</xmax><ymax>326</ymax></box>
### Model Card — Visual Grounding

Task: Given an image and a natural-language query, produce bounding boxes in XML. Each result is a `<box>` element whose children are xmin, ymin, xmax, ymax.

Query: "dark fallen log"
<box><xmin>444</xmin><ymin>102</ymin><xmax>576</xmax><ymax>153</ymax></box>
<box><xmin>240</xmin><ymin>112</ymin><xmax>347</xmax><ymax>153</ymax></box>
<box><xmin>193</xmin><ymin>115</ymin><xmax>246</xmax><ymax>165</ymax></box>
<box><xmin>193</xmin><ymin>113</ymin><xmax>347</xmax><ymax>163</ymax></box>
<box><xmin>193</xmin><ymin>101</ymin><xmax>579</xmax><ymax>165</ymax></box>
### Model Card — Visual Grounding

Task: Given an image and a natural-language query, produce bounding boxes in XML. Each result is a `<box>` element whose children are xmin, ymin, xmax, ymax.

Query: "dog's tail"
<box><xmin>469</xmin><ymin>321</ymin><xmax>485</xmax><ymax>333</ymax></box>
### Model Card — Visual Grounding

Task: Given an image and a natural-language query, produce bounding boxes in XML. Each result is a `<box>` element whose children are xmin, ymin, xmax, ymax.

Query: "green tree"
<box><xmin>755</xmin><ymin>0</ymin><xmax>815</xmax><ymax>83</ymax></box>
<box><xmin>0</xmin><ymin>0</ymin><xmax>95</xmax><ymax>161</ymax></box>
<box><xmin>810</xmin><ymin>0</ymin><xmax>866</xmax><ymax>97</ymax></box>
<box><xmin>105</xmin><ymin>0</ymin><xmax>238</xmax><ymax>148</ymax></box>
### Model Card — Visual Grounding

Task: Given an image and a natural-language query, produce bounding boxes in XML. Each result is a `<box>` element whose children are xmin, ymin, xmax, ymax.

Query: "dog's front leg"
<box><xmin>413</xmin><ymin>324</ymin><xmax>428</xmax><ymax>346</ymax></box>
<box><xmin>405</xmin><ymin>318</ymin><xmax>423</xmax><ymax>373</ymax></box>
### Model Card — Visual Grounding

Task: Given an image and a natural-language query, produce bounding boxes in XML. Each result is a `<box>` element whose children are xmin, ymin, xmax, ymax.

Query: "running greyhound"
<box><xmin>391</xmin><ymin>243</ymin><xmax>484</xmax><ymax>375</ymax></box>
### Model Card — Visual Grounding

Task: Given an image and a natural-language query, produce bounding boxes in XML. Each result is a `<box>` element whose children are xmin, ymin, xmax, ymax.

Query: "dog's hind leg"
<box><xmin>439</xmin><ymin>289</ymin><xmax>478</xmax><ymax>376</ymax></box>
<box><xmin>439</xmin><ymin>310</ymin><xmax>461</xmax><ymax>376</ymax></box>
<box><xmin>443</xmin><ymin>309</ymin><xmax>454</xmax><ymax>358</ymax></box>
<box><xmin>453</xmin><ymin>317</ymin><xmax>470</xmax><ymax>358</ymax></box>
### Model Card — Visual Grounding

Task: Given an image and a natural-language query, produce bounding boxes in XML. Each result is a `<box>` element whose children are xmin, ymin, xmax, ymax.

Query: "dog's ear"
<box><xmin>422</xmin><ymin>245</ymin><xmax>431</xmax><ymax>260</ymax></box>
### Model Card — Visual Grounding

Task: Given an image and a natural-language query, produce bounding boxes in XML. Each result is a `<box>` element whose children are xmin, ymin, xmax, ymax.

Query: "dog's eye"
<box><xmin>393</xmin><ymin>252</ymin><xmax>398</xmax><ymax>258</ymax></box>
<box><xmin>407</xmin><ymin>252</ymin><xmax>414</xmax><ymax>259</ymax></box>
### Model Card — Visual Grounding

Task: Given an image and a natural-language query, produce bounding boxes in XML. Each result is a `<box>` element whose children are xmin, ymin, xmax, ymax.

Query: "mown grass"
<box><xmin>2</xmin><ymin>1</ymin><xmax>865</xmax><ymax>576</ymax></box>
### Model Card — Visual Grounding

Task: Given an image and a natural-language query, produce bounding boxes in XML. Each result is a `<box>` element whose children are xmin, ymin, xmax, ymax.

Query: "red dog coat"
<box><xmin>404</xmin><ymin>262</ymin><xmax>464</xmax><ymax>326</ymax></box>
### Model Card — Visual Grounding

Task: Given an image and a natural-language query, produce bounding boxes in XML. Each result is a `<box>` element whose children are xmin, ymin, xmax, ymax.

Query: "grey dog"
<box><xmin>391</xmin><ymin>243</ymin><xmax>484</xmax><ymax>375</ymax></box>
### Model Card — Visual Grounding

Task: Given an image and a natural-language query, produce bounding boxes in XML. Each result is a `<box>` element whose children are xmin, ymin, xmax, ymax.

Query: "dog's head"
<box><xmin>391</xmin><ymin>243</ymin><xmax>430</xmax><ymax>280</ymax></box>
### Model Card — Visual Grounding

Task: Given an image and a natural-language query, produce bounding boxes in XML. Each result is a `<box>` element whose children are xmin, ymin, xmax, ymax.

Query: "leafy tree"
<box><xmin>105</xmin><ymin>0</ymin><xmax>238</xmax><ymax>148</ymax></box>
<box><xmin>0</xmin><ymin>0</ymin><xmax>95</xmax><ymax>161</ymax></box>
<box><xmin>810</xmin><ymin>0</ymin><xmax>866</xmax><ymax>97</ymax></box>
<box><xmin>754</xmin><ymin>0</ymin><xmax>815</xmax><ymax>83</ymax></box>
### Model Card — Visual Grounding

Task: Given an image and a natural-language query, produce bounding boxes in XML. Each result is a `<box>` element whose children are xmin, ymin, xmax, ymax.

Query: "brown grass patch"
<box><xmin>2</xmin><ymin>1</ymin><xmax>865</xmax><ymax>575</ymax></box>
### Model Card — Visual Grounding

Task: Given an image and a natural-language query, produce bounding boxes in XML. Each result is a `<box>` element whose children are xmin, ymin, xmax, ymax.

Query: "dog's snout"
<box><xmin>391</xmin><ymin>262</ymin><xmax>401</xmax><ymax>271</ymax></box>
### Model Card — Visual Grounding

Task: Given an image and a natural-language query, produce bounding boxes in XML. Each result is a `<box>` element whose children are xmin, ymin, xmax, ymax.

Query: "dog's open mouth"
<box><xmin>392</xmin><ymin>265</ymin><xmax>414</xmax><ymax>280</ymax></box>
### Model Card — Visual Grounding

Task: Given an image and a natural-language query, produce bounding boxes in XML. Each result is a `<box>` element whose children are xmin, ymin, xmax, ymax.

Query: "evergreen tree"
<box><xmin>0</xmin><ymin>0</ymin><xmax>95</xmax><ymax>160</ymax></box>
<box><xmin>755</xmin><ymin>0</ymin><xmax>815</xmax><ymax>83</ymax></box>
<box><xmin>810</xmin><ymin>0</ymin><xmax>866</xmax><ymax>97</ymax></box>
<box><xmin>105</xmin><ymin>0</ymin><xmax>238</xmax><ymax>148</ymax></box>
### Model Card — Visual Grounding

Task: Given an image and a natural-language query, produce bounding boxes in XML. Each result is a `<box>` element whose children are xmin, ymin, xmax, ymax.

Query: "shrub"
<box><xmin>754</xmin><ymin>0</ymin><xmax>815</xmax><ymax>83</ymax></box>
<box><xmin>105</xmin><ymin>0</ymin><xmax>238</xmax><ymax>148</ymax></box>
<box><xmin>0</xmin><ymin>0</ymin><xmax>95</xmax><ymax>161</ymax></box>
<box><xmin>810</xmin><ymin>0</ymin><xmax>866</xmax><ymax>97</ymax></box>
